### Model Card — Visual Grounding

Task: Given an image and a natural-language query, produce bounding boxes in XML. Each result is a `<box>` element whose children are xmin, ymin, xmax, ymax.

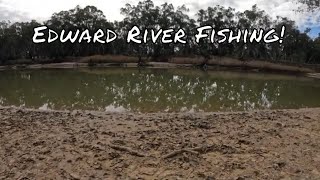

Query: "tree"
<box><xmin>196</xmin><ymin>5</ymin><xmax>237</xmax><ymax>58</ymax></box>
<box><xmin>298</xmin><ymin>0</ymin><xmax>320</xmax><ymax>11</ymax></box>
<box><xmin>0</xmin><ymin>0</ymin><xmax>318</xmax><ymax>66</ymax></box>
<box><xmin>120</xmin><ymin>0</ymin><xmax>194</xmax><ymax>61</ymax></box>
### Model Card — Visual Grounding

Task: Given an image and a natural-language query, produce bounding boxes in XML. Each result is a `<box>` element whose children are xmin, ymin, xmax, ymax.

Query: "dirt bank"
<box><xmin>0</xmin><ymin>55</ymin><xmax>317</xmax><ymax>74</ymax></box>
<box><xmin>0</xmin><ymin>107</ymin><xmax>320</xmax><ymax>179</ymax></box>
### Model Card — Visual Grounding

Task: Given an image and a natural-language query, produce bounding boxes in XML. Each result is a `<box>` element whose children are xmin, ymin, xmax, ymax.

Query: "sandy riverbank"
<box><xmin>0</xmin><ymin>107</ymin><xmax>320</xmax><ymax>179</ymax></box>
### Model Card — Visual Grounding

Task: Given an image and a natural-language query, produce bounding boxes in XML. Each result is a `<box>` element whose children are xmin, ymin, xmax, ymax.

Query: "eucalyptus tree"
<box><xmin>0</xmin><ymin>0</ymin><xmax>319</xmax><ymax>66</ymax></box>
<box><xmin>172</xmin><ymin>5</ymin><xmax>197</xmax><ymax>55</ymax></box>
<box><xmin>235</xmin><ymin>5</ymin><xmax>273</xmax><ymax>60</ymax></box>
<box><xmin>120</xmin><ymin>0</ymin><xmax>194</xmax><ymax>61</ymax></box>
<box><xmin>0</xmin><ymin>21</ymin><xmax>11</xmax><ymax>63</ymax></box>
<box><xmin>45</xmin><ymin>5</ymin><xmax>113</xmax><ymax>58</ymax></box>
<box><xmin>196</xmin><ymin>5</ymin><xmax>237</xmax><ymax>58</ymax></box>
<box><xmin>297</xmin><ymin>0</ymin><xmax>320</xmax><ymax>11</ymax></box>
<box><xmin>120</xmin><ymin>0</ymin><xmax>158</xmax><ymax>61</ymax></box>
<box><xmin>310</xmin><ymin>37</ymin><xmax>320</xmax><ymax>63</ymax></box>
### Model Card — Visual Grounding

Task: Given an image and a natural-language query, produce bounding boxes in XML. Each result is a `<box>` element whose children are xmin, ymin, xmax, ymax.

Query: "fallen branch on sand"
<box><xmin>163</xmin><ymin>144</ymin><xmax>235</xmax><ymax>159</ymax></box>
<box><xmin>109</xmin><ymin>144</ymin><xmax>146</xmax><ymax>157</ymax></box>
<box><xmin>163</xmin><ymin>145</ymin><xmax>213</xmax><ymax>159</ymax></box>
<box><xmin>163</xmin><ymin>149</ymin><xmax>199</xmax><ymax>159</ymax></box>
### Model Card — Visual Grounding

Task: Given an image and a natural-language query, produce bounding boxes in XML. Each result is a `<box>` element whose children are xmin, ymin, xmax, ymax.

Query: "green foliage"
<box><xmin>0</xmin><ymin>0</ymin><xmax>319</xmax><ymax>65</ymax></box>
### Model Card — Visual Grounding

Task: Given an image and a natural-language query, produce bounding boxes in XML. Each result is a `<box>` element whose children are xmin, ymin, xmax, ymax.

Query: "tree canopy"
<box><xmin>0</xmin><ymin>0</ymin><xmax>319</xmax><ymax>65</ymax></box>
<box><xmin>298</xmin><ymin>0</ymin><xmax>320</xmax><ymax>11</ymax></box>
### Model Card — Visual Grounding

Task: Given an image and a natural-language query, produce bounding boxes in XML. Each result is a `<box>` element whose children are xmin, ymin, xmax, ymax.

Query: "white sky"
<box><xmin>0</xmin><ymin>0</ymin><xmax>319</xmax><ymax>31</ymax></box>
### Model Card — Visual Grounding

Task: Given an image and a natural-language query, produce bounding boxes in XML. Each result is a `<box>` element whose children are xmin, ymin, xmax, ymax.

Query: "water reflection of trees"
<box><xmin>0</xmin><ymin>69</ymin><xmax>320</xmax><ymax>112</ymax></box>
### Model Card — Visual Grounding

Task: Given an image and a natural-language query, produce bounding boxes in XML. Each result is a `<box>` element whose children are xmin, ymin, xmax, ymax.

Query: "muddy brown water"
<box><xmin>0</xmin><ymin>68</ymin><xmax>320</xmax><ymax>112</ymax></box>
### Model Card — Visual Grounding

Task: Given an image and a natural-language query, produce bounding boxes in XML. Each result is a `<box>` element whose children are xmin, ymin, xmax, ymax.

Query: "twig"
<box><xmin>189</xmin><ymin>145</ymin><xmax>216</xmax><ymax>153</ymax></box>
<box><xmin>163</xmin><ymin>149</ymin><xmax>199</xmax><ymax>159</ymax></box>
<box><xmin>163</xmin><ymin>144</ymin><xmax>223</xmax><ymax>159</ymax></box>
<box><xmin>109</xmin><ymin>144</ymin><xmax>146</xmax><ymax>157</ymax></box>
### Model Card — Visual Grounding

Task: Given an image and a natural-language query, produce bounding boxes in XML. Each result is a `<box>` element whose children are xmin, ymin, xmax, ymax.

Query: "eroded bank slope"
<box><xmin>0</xmin><ymin>107</ymin><xmax>320</xmax><ymax>179</ymax></box>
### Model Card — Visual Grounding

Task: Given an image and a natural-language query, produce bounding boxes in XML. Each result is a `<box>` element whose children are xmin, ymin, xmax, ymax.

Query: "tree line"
<box><xmin>0</xmin><ymin>0</ymin><xmax>319</xmax><ymax>65</ymax></box>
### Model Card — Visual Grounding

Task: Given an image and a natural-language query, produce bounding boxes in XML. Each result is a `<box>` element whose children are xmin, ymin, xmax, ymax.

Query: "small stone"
<box><xmin>69</xmin><ymin>173</ymin><xmax>80</xmax><ymax>180</ymax></box>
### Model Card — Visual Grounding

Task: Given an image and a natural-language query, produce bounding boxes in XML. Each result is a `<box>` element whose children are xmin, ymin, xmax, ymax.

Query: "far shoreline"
<box><xmin>1</xmin><ymin>55</ymin><xmax>319</xmax><ymax>74</ymax></box>
<box><xmin>0</xmin><ymin>55</ymin><xmax>320</xmax><ymax>79</ymax></box>
<box><xmin>2</xmin><ymin>55</ymin><xmax>320</xmax><ymax>81</ymax></box>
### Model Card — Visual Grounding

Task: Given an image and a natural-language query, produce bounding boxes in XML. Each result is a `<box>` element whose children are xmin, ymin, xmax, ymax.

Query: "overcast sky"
<box><xmin>0</xmin><ymin>0</ymin><xmax>319</xmax><ymax>37</ymax></box>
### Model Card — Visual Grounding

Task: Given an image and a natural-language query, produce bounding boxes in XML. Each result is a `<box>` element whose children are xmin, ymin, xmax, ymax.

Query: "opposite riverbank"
<box><xmin>0</xmin><ymin>106</ymin><xmax>319</xmax><ymax>179</ymax></box>
<box><xmin>1</xmin><ymin>55</ymin><xmax>319</xmax><ymax>75</ymax></box>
